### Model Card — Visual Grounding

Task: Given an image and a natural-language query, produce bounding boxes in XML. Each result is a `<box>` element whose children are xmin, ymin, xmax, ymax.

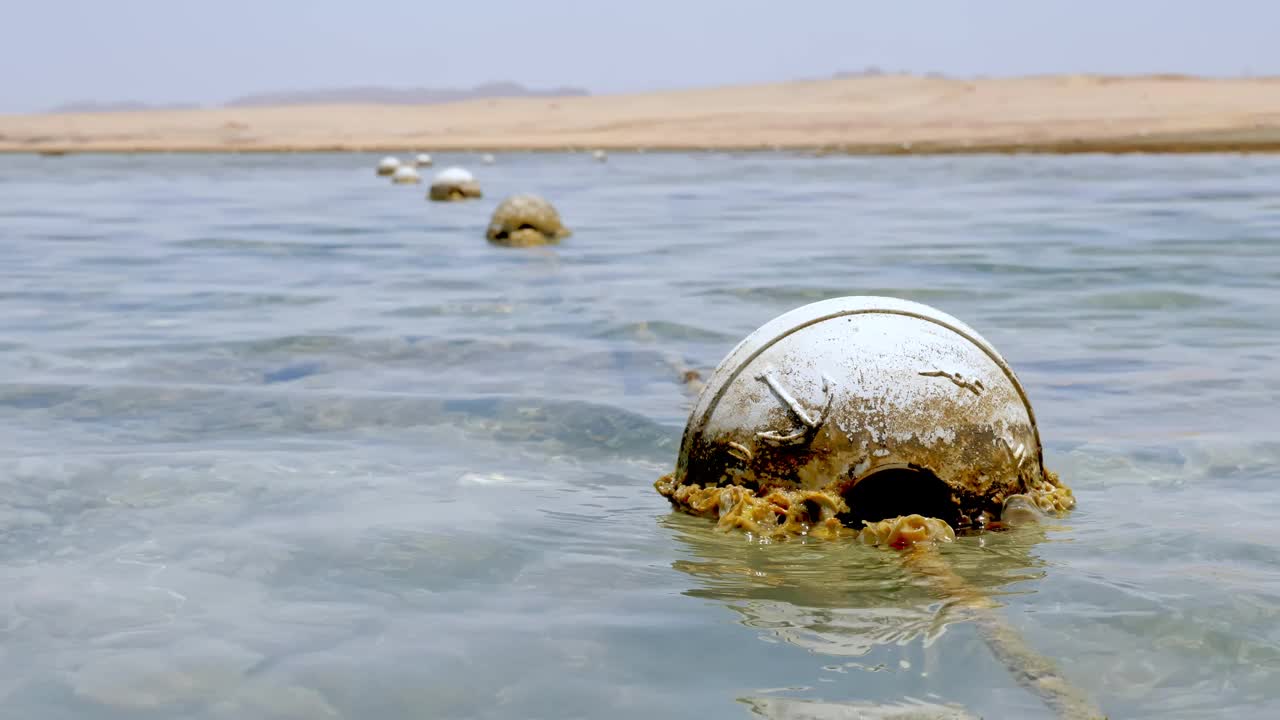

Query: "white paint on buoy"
<box><xmin>434</xmin><ymin>167</ymin><xmax>474</xmax><ymax>184</ymax></box>
<box><xmin>391</xmin><ymin>165</ymin><xmax>421</xmax><ymax>184</ymax></box>
<box><xmin>376</xmin><ymin>156</ymin><xmax>401</xmax><ymax>176</ymax></box>
<box><xmin>414</xmin><ymin>153</ymin><xmax>433</xmax><ymax>167</ymax></box>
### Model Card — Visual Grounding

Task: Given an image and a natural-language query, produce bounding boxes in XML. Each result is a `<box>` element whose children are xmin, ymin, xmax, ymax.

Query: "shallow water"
<box><xmin>1</xmin><ymin>151</ymin><xmax>1278</xmax><ymax>719</ymax></box>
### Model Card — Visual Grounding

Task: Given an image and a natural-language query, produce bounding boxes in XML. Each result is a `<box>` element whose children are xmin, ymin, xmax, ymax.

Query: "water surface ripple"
<box><xmin>1</xmin><ymin>152</ymin><xmax>1278</xmax><ymax>719</ymax></box>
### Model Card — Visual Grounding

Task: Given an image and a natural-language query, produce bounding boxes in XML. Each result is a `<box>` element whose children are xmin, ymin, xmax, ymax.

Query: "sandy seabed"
<box><xmin>3</xmin><ymin>74</ymin><xmax>1280</xmax><ymax>155</ymax></box>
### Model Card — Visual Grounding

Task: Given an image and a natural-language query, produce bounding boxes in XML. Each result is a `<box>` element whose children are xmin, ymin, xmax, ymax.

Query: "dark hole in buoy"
<box><xmin>839</xmin><ymin>467</ymin><xmax>958</xmax><ymax>528</ymax></box>
<box><xmin>802</xmin><ymin>499</ymin><xmax>822</xmax><ymax>524</ymax></box>
<box><xmin>494</xmin><ymin>230</ymin><xmax>509</xmax><ymax>240</ymax></box>
<box><xmin>517</xmin><ymin>224</ymin><xmax>536</xmax><ymax>232</ymax></box>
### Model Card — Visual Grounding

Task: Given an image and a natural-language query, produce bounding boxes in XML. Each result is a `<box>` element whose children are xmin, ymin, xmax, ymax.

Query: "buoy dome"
<box><xmin>427</xmin><ymin>167</ymin><xmax>483</xmax><ymax>202</ymax></box>
<box><xmin>415</xmin><ymin>153</ymin><xmax>433</xmax><ymax>167</ymax></box>
<box><xmin>485</xmin><ymin>194</ymin><xmax>571</xmax><ymax>247</ymax></box>
<box><xmin>376</xmin><ymin>156</ymin><xmax>401</xmax><ymax>175</ymax></box>
<box><xmin>391</xmin><ymin>165</ymin><xmax>421</xmax><ymax>184</ymax></box>
<box><xmin>662</xmin><ymin>296</ymin><xmax>1074</xmax><ymax>534</ymax></box>
<box><xmin>434</xmin><ymin>167</ymin><xmax>474</xmax><ymax>184</ymax></box>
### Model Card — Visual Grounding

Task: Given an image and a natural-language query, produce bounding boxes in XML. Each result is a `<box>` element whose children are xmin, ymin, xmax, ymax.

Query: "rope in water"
<box><xmin>902</xmin><ymin>546</ymin><xmax>1107</xmax><ymax>720</ymax></box>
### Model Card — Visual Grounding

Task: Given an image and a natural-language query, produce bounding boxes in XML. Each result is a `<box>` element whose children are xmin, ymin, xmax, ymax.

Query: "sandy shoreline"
<box><xmin>5</xmin><ymin>74</ymin><xmax>1280</xmax><ymax>155</ymax></box>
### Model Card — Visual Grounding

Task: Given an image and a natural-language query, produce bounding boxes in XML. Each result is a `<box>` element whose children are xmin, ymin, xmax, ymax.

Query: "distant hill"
<box><xmin>223</xmin><ymin>82</ymin><xmax>589</xmax><ymax>108</ymax></box>
<box><xmin>48</xmin><ymin>100</ymin><xmax>201</xmax><ymax>113</ymax></box>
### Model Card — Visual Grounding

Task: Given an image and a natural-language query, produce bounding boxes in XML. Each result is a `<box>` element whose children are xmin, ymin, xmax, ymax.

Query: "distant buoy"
<box><xmin>376</xmin><ymin>156</ymin><xmax>401</xmax><ymax>176</ymax></box>
<box><xmin>414</xmin><ymin>153</ymin><xmax>433</xmax><ymax>167</ymax></box>
<box><xmin>481</xmin><ymin>153</ymin><xmax>495</xmax><ymax>165</ymax></box>
<box><xmin>391</xmin><ymin>165</ymin><xmax>421</xmax><ymax>184</ymax></box>
<box><xmin>593</xmin><ymin>149</ymin><xmax>608</xmax><ymax>162</ymax></box>
<box><xmin>485</xmin><ymin>194</ymin><xmax>571</xmax><ymax>247</ymax></box>
<box><xmin>428</xmin><ymin>167</ymin><xmax>483</xmax><ymax>202</ymax></box>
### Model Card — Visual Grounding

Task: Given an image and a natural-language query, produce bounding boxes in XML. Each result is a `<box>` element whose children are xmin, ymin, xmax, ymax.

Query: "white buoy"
<box><xmin>592</xmin><ymin>149</ymin><xmax>608</xmax><ymax>162</ymax></box>
<box><xmin>391</xmin><ymin>165</ymin><xmax>422</xmax><ymax>184</ymax></box>
<box><xmin>481</xmin><ymin>153</ymin><xmax>495</xmax><ymax>165</ymax></box>
<box><xmin>435</xmin><ymin>167</ymin><xmax>473</xmax><ymax>184</ymax></box>
<box><xmin>659</xmin><ymin>296</ymin><xmax>1076</xmax><ymax>535</ymax></box>
<box><xmin>428</xmin><ymin>167</ymin><xmax>482</xmax><ymax>201</ymax></box>
<box><xmin>414</xmin><ymin>153</ymin><xmax>433</xmax><ymax>167</ymax></box>
<box><xmin>376</xmin><ymin>156</ymin><xmax>401</xmax><ymax>176</ymax></box>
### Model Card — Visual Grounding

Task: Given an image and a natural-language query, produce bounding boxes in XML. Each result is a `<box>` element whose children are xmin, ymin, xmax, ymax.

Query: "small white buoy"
<box><xmin>391</xmin><ymin>165</ymin><xmax>421</xmax><ymax>184</ymax></box>
<box><xmin>435</xmin><ymin>167</ymin><xmax>473</xmax><ymax>184</ymax></box>
<box><xmin>481</xmin><ymin>153</ymin><xmax>495</xmax><ymax>164</ymax></box>
<box><xmin>428</xmin><ymin>166</ymin><xmax>483</xmax><ymax>202</ymax></box>
<box><xmin>414</xmin><ymin>153</ymin><xmax>433</xmax><ymax>167</ymax></box>
<box><xmin>376</xmin><ymin>156</ymin><xmax>401</xmax><ymax>176</ymax></box>
<box><xmin>592</xmin><ymin>149</ymin><xmax>608</xmax><ymax>162</ymax></box>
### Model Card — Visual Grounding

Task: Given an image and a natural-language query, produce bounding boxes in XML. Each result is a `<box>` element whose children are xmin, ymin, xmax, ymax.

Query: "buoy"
<box><xmin>375</xmin><ymin>156</ymin><xmax>401</xmax><ymax>176</ymax></box>
<box><xmin>428</xmin><ymin>167</ymin><xmax>483</xmax><ymax>202</ymax></box>
<box><xmin>481</xmin><ymin>153</ymin><xmax>495</xmax><ymax>165</ymax></box>
<box><xmin>592</xmin><ymin>149</ymin><xmax>608</xmax><ymax>162</ymax></box>
<box><xmin>390</xmin><ymin>165</ymin><xmax>421</xmax><ymax>184</ymax></box>
<box><xmin>414</xmin><ymin>153</ymin><xmax>433</xmax><ymax>167</ymax></box>
<box><xmin>656</xmin><ymin>296</ymin><xmax>1098</xmax><ymax>718</ymax></box>
<box><xmin>655</xmin><ymin>296</ymin><xmax>1074</xmax><ymax>540</ymax></box>
<box><xmin>485</xmin><ymin>194</ymin><xmax>571</xmax><ymax>247</ymax></box>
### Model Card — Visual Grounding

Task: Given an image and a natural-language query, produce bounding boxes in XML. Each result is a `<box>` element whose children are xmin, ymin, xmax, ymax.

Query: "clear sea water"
<box><xmin>1</xmin><ymin>152</ymin><xmax>1278</xmax><ymax>719</ymax></box>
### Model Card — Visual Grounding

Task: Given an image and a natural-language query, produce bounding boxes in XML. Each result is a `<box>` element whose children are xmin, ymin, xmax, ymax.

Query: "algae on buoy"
<box><xmin>485</xmin><ymin>194</ymin><xmax>571</xmax><ymax>247</ymax></box>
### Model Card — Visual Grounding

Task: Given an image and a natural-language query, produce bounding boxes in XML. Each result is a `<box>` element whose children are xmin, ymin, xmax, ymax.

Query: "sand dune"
<box><xmin>4</xmin><ymin>74</ymin><xmax>1280</xmax><ymax>154</ymax></box>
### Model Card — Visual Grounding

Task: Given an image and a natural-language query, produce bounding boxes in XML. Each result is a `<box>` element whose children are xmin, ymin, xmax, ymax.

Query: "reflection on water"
<box><xmin>670</xmin><ymin>515</ymin><xmax>967</xmax><ymax>656</ymax></box>
<box><xmin>666</xmin><ymin>512</ymin><xmax>1097</xmax><ymax>717</ymax></box>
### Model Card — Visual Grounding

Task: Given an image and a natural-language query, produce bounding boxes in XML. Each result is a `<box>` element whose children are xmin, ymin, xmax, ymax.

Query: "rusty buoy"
<box><xmin>428</xmin><ymin>167</ymin><xmax>483</xmax><ymax>202</ymax></box>
<box><xmin>485</xmin><ymin>194</ymin><xmax>571</xmax><ymax>247</ymax></box>
<box><xmin>656</xmin><ymin>296</ymin><xmax>1074</xmax><ymax>540</ymax></box>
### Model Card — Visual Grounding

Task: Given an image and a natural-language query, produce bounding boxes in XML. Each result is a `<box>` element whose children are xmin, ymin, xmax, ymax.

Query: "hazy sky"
<box><xmin>6</xmin><ymin>0</ymin><xmax>1277</xmax><ymax>113</ymax></box>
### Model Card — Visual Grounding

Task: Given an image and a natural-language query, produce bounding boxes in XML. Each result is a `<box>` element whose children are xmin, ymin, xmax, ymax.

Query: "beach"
<box><xmin>4</xmin><ymin>74</ymin><xmax>1280</xmax><ymax>155</ymax></box>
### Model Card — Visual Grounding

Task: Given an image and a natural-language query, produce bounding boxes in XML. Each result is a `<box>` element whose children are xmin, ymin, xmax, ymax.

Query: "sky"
<box><xmin>5</xmin><ymin>0</ymin><xmax>1277</xmax><ymax>113</ymax></box>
